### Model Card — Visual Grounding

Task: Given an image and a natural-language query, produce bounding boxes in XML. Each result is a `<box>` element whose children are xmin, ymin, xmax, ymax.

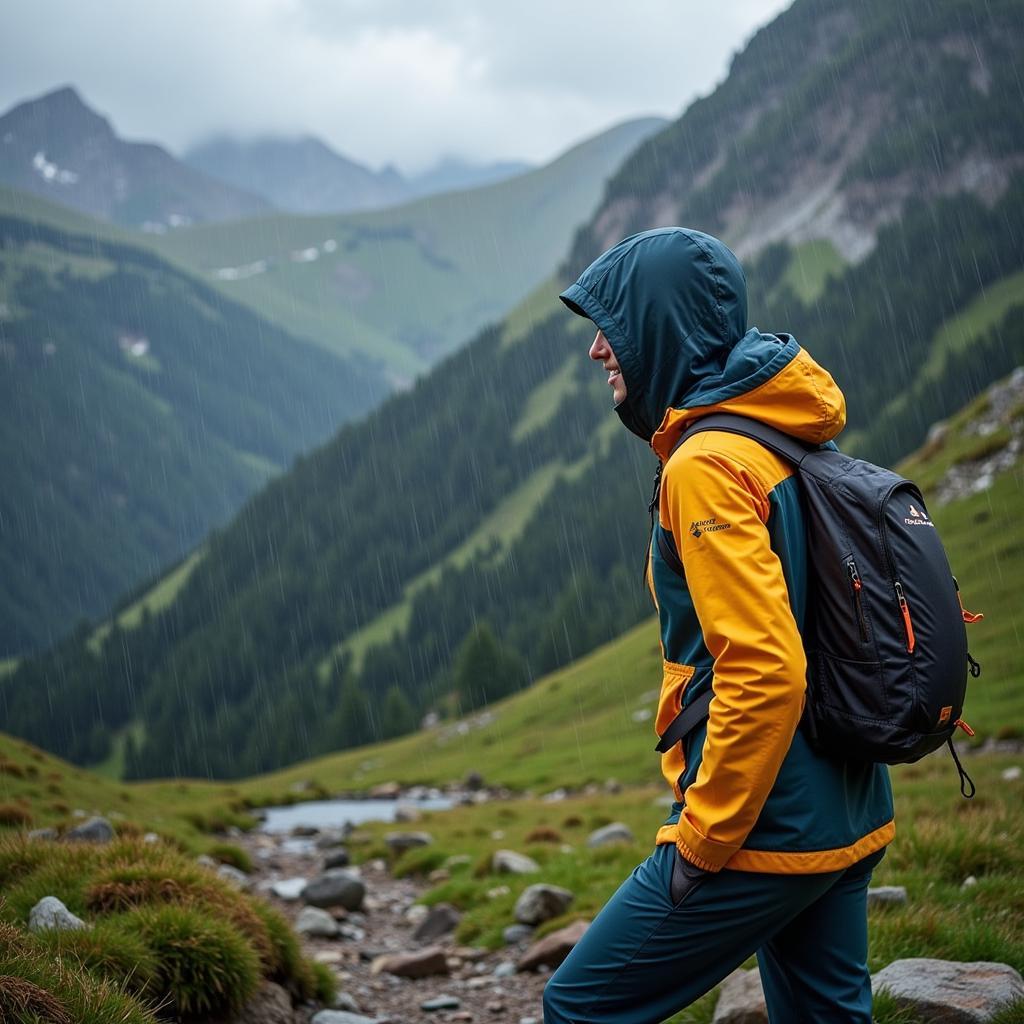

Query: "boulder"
<box><xmin>712</xmin><ymin>969</ymin><xmax>767</xmax><ymax>1024</ymax></box>
<box><xmin>412</xmin><ymin>902</ymin><xmax>462</xmax><ymax>942</ymax></box>
<box><xmin>220</xmin><ymin>980</ymin><xmax>294</xmax><ymax>1024</ymax></box>
<box><xmin>516</xmin><ymin>920</ymin><xmax>589</xmax><ymax>972</ymax></box>
<box><xmin>323</xmin><ymin>847</ymin><xmax>351</xmax><ymax>869</ymax></box>
<box><xmin>295</xmin><ymin>906</ymin><xmax>340</xmax><ymax>939</ymax></box>
<box><xmin>421</xmin><ymin>995</ymin><xmax>461</xmax><ymax>1011</ymax></box>
<box><xmin>492</xmin><ymin>849</ymin><xmax>540</xmax><ymax>875</ymax></box>
<box><xmin>394</xmin><ymin>802</ymin><xmax>421</xmax><ymax>823</ymax></box>
<box><xmin>311</xmin><ymin>1013</ymin><xmax>381</xmax><ymax>1024</ymax></box>
<box><xmin>371</xmin><ymin>945</ymin><xmax>449</xmax><ymax>979</ymax></box>
<box><xmin>514</xmin><ymin>884</ymin><xmax>575</xmax><ymax>926</ymax></box>
<box><xmin>405</xmin><ymin>904</ymin><xmax>430</xmax><ymax>925</ymax></box>
<box><xmin>503</xmin><ymin>924</ymin><xmax>534</xmax><ymax>945</ymax></box>
<box><xmin>28</xmin><ymin>897</ymin><xmax>88</xmax><ymax>932</ymax></box>
<box><xmin>384</xmin><ymin>831</ymin><xmax>433</xmax><ymax>853</ymax></box>
<box><xmin>62</xmin><ymin>816</ymin><xmax>115</xmax><ymax>843</ymax></box>
<box><xmin>331</xmin><ymin>992</ymin><xmax>362</xmax><ymax>1013</ymax></box>
<box><xmin>867</xmin><ymin>885</ymin><xmax>907</xmax><ymax>908</ymax></box>
<box><xmin>271</xmin><ymin>877</ymin><xmax>308</xmax><ymax>901</ymax></box>
<box><xmin>586</xmin><ymin>822</ymin><xmax>634</xmax><ymax>847</ymax></box>
<box><xmin>872</xmin><ymin>958</ymin><xmax>1024</xmax><ymax>1023</ymax></box>
<box><xmin>302</xmin><ymin>869</ymin><xmax>366</xmax><ymax>911</ymax></box>
<box><xmin>217</xmin><ymin>864</ymin><xmax>250</xmax><ymax>889</ymax></box>
<box><xmin>465</xmin><ymin>771</ymin><xmax>485</xmax><ymax>790</ymax></box>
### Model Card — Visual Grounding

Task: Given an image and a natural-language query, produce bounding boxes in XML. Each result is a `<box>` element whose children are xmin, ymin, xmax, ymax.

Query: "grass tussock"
<box><xmin>207</xmin><ymin>841</ymin><xmax>253</xmax><ymax>874</ymax></box>
<box><xmin>0</xmin><ymin>835</ymin><xmax>330</xmax><ymax>1020</ymax></box>
<box><xmin>0</xmin><ymin>804</ymin><xmax>32</xmax><ymax>828</ymax></box>
<box><xmin>0</xmin><ymin>923</ymin><xmax>156</xmax><ymax>1024</ymax></box>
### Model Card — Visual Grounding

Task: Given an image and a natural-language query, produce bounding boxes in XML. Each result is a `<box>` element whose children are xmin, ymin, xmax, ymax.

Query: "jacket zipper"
<box><xmin>846</xmin><ymin>559</ymin><xmax>868</xmax><ymax>642</ymax></box>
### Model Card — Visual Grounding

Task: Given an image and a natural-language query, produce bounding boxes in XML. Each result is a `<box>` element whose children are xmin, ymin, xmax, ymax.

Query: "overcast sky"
<box><xmin>0</xmin><ymin>1</ymin><xmax>789</xmax><ymax>174</ymax></box>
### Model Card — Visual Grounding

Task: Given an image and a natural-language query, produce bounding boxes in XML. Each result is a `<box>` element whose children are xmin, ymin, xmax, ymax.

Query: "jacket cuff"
<box><xmin>674</xmin><ymin>814</ymin><xmax>741</xmax><ymax>872</ymax></box>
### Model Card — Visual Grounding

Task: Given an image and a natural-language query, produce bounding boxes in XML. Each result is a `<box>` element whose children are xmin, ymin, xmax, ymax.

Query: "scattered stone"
<box><xmin>1002</xmin><ymin>766</ymin><xmax>1022</xmax><ymax>781</ymax></box>
<box><xmin>962</xmin><ymin>876</ymin><xmax>979</xmax><ymax>890</ymax></box>
<box><xmin>142</xmin><ymin>832</ymin><xmax>160</xmax><ymax>844</ymax></box>
<box><xmin>271</xmin><ymin>876</ymin><xmax>308</xmax><ymax>901</ymax></box>
<box><xmin>450</xmin><ymin>1013</ymin><xmax>473</xmax><ymax>1022</ymax></box>
<box><xmin>324</xmin><ymin>847</ymin><xmax>351</xmax><ymax>869</ymax></box>
<box><xmin>196</xmin><ymin>853</ymin><xmax>218</xmax><ymax>868</ymax></box>
<box><xmin>503</xmin><ymin>924</ymin><xmax>534</xmax><ymax>945</ymax></box>
<box><xmin>603</xmin><ymin>778</ymin><xmax>622</xmax><ymax>794</ymax></box>
<box><xmin>394</xmin><ymin>802</ymin><xmax>421</xmax><ymax>823</ymax></box>
<box><xmin>338</xmin><ymin>922</ymin><xmax>367</xmax><ymax>942</ymax></box>
<box><xmin>413</xmin><ymin>902</ymin><xmax>462</xmax><ymax>942</ymax></box>
<box><xmin>542</xmin><ymin>788</ymin><xmax>567</xmax><ymax>802</ymax></box>
<box><xmin>405</xmin><ymin>904</ymin><xmax>430</xmax><ymax>925</ymax></box>
<box><xmin>311</xmin><ymin>1012</ymin><xmax>381</xmax><ymax>1024</ymax></box>
<box><xmin>494</xmin><ymin>961</ymin><xmax>517</xmax><ymax>978</ymax></box>
<box><xmin>867</xmin><ymin>886</ymin><xmax>908</xmax><ymax>908</ymax></box>
<box><xmin>296</xmin><ymin>906</ymin><xmax>340</xmax><ymax>938</ymax></box>
<box><xmin>465</xmin><ymin>771</ymin><xmax>485</xmax><ymax>790</ymax></box>
<box><xmin>369</xmin><ymin>781</ymin><xmax>401</xmax><ymax>799</ymax></box>
<box><xmin>217</xmin><ymin>864</ymin><xmax>250</xmax><ymax>889</ymax></box>
<box><xmin>371</xmin><ymin>945</ymin><xmax>449</xmax><ymax>979</ymax></box>
<box><xmin>331</xmin><ymin>991</ymin><xmax>362</xmax><ymax>1013</ymax></box>
<box><xmin>292</xmin><ymin>824</ymin><xmax>320</xmax><ymax>837</ymax></box>
<box><xmin>586</xmin><ymin>822</ymin><xmax>634</xmax><ymax>847</ymax></box>
<box><xmin>514</xmin><ymin>884</ymin><xmax>575</xmax><ymax>926</ymax></box>
<box><xmin>420</xmin><ymin>994</ymin><xmax>461</xmax><ymax>1011</ymax></box>
<box><xmin>519</xmin><ymin>1017</ymin><xmax>540</xmax><ymax>1024</ymax></box>
<box><xmin>428</xmin><ymin>868</ymin><xmax>450</xmax><ymax>883</ymax></box>
<box><xmin>517</xmin><ymin>920</ymin><xmax>589</xmax><ymax>972</ymax></box>
<box><xmin>28</xmin><ymin>897</ymin><xmax>88</xmax><ymax>932</ymax></box>
<box><xmin>487</xmin><ymin>885</ymin><xmax>511</xmax><ymax>899</ymax></box>
<box><xmin>872</xmin><ymin>958</ymin><xmax>1024</xmax><ymax>1023</ymax></box>
<box><xmin>63</xmin><ymin>816</ymin><xmax>115</xmax><ymax>844</ymax></box>
<box><xmin>445</xmin><ymin>854</ymin><xmax>473</xmax><ymax>870</ymax></box>
<box><xmin>492</xmin><ymin>850</ymin><xmax>540</xmax><ymax>875</ymax></box>
<box><xmin>313</xmin><ymin>949</ymin><xmax>344</xmax><ymax>965</ymax></box>
<box><xmin>224</xmin><ymin>980</ymin><xmax>294</xmax><ymax>1024</ymax></box>
<box><xmin>27</xmin><ymin>828</ymin><xmax>58</xmax><ymax>841</ymax></box>
<box><xmin>303</xmin><ymin>869</ymin><xmax>366</xmax><ymax>911</ymax></box>
<box><xmin>712</xmin><ymin>968</ymin><xmax>767</xmax><ymax>1023</ymax></box>
<box><xmin>384</xmin><ymin>831</ymin><xmax>433</xmax><ymax>853</ymax></box>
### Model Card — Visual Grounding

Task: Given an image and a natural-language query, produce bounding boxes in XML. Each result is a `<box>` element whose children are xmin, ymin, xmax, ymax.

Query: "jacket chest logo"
<box><xmin>690</xmin><ymin>517</ymin><xmax>731</xmax><ymax>538</ymax></box>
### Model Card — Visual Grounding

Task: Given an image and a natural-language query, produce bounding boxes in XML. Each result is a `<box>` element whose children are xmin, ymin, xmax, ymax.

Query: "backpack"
<box><xmin>652</xmin><ymin>413</ymin><xmax>983</xmax><ymax>797</ymax></box>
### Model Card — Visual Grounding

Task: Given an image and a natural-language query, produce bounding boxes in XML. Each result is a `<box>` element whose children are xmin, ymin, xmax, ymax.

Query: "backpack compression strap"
<box><xmin>652</xmin><ymin>414</ymin><xmax>821</xmax><ymax>754</ymax></box>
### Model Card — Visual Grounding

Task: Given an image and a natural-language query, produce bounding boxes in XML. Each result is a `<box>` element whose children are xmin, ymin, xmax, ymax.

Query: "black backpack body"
<box><xmin>657</xmin><ymin>413</ymin><xmax>981</xmax><ymax>788</ymax></box>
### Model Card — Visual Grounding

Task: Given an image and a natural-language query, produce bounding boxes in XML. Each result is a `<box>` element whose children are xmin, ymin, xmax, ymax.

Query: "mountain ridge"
<box><xmin>0</xmin><ymin>86</ymin><xmax>272</xmax><ymax>228</ymax></box>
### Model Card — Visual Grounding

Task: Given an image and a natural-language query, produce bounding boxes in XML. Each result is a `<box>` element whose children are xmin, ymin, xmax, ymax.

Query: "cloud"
<box><xmin>0</xmin><ymin>0</ymin><xmax>789</xmax><ymax>172</ymax></box>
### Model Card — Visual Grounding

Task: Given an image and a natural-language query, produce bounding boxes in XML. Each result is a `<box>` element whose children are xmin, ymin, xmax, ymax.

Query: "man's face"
<box><xmin>589</xmin><ymin>329</ymin><xmax>627</xmax><ymax>405</ymax></box>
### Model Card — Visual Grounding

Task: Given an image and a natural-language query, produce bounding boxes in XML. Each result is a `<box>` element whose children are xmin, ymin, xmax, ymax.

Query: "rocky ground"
<box><xmin>239</xmin><ymin>825</ymin><xmax>555</xmax><ymax>1024</ymax></box>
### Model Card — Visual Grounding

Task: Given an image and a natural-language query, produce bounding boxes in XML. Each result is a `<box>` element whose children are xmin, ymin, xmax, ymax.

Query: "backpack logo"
<box><xmin>938</xmin><ymin>705</ymin><xmax>952</xmax><ymax>725</ymax></box>
<box><xmin>904</xmin><ymin>504</ymin><xmax>934</xmax><ymax>528</ymax></box>
<box><xmin>690</xmin><ymin>517</ymin><xmax>731</xmax><ymax>538</ymax></box>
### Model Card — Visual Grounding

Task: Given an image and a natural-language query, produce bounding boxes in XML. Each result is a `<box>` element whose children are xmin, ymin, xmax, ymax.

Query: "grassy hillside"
<box><xmin>147</xmin><ymin>117</ymin><xmax>666</xmax><ymax>381</ymax></box>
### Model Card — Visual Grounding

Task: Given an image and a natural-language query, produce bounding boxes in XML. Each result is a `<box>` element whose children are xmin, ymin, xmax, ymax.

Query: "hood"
<box><xmin>559</xmin><ymin>226</ymin><xmax>845</xmax><ymax>460</ymax></box>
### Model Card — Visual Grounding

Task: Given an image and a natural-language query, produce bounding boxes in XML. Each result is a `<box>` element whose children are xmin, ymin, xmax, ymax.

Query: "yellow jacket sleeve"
<box><xmin>661</xmin><ymin>440</ymin><xmax>807</xmax><ymax>871</ymax></box>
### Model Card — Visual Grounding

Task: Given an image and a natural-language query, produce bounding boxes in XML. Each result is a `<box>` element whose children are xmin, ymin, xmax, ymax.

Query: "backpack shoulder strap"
<box><xmin>672</xmin><ymin>412</ymin><xmax>820</xmax><ymax>466</ymax></box>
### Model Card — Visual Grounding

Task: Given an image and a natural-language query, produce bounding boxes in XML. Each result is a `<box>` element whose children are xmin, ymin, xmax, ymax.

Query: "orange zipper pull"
<box><xmin>955</xmin><ymin>719</ymin><xmax>975</xmax><ymax>737</ymax></box>
<box><xmin>954</xmin><ymin>577</ymin><xmax>984</xmax><ymax>624</ymax></box>
<box><xmin>895</xmin><ymin>581</ymin><xmax>915</xmax><ymax>653</ymax></box>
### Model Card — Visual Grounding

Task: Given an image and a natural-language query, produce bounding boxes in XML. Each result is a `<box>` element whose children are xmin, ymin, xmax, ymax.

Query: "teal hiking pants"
<box><xmin>542</xmin><ymin>842</ymin><xmax>885</xmax><ymax>1023</ymax></box>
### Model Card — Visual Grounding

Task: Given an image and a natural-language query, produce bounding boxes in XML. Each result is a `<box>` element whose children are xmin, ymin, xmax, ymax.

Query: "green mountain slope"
<box><xmin>0</xmin><ymin>212</ymin><xmax>387</xmax><ymax>655</ymax></box>
<box><xmin>4</xmin><ymin>0</ymin><xmax>1022</xmax><ymax>780</ymax></box>
<box><xmin>147</xmin><ymin>117</ymin><xmax>667</xmax><ymax>380</ymax></box>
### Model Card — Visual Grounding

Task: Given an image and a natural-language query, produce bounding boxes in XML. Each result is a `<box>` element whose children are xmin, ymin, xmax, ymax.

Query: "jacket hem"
<box><xmin>656</xmin><ymin>819</ymin><xmax>895</xmax><ymax>874</ymax></box>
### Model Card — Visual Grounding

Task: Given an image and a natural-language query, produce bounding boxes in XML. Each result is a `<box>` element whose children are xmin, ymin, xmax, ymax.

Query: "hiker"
<box><xmin>545</xmin><ymin>228</ymin><xmax>894</xmax><ymax>1023</ymax></box>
